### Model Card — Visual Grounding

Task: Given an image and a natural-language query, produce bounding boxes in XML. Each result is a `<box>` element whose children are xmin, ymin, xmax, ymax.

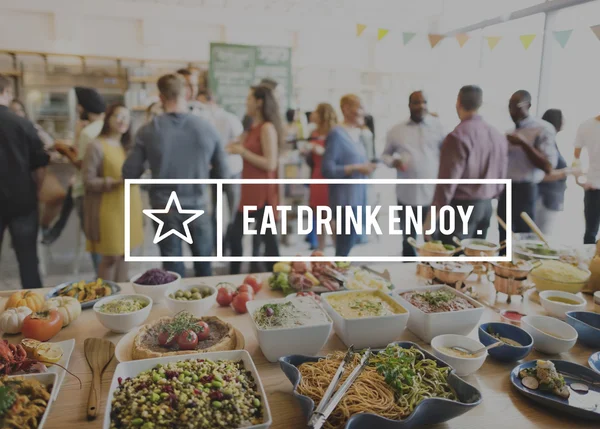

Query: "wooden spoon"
<box><xmin>84</xmin><ymin>338</ymin><xmax>115</xmax><ymax>420</ymax></box>
<box><xmin>520</xmin><ymin>212</ymin><xmax>549</xmax><ymax>246</ymax></box>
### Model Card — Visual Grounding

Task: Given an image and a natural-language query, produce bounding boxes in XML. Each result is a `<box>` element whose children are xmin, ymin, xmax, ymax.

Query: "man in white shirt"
<box><xmin>381</xmin><ymin>91</ymin><xmax>446</xmax><ymax>256</ymax></box>
<box><xmin>574</xmin><ymin>115</ymin><xmax>600</xmax><ymax>244</ymax></box>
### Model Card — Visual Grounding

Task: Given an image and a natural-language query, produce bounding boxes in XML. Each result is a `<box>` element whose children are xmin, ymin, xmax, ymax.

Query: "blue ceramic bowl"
<box><xmin>565</xmin><ymin>311</ymin><xmax>600</xmax><ymax>348</ymax></box>
<box><xmin>590</xmin><ymin>351</ymin><xmax>600</xmax><ymax>375</ymax></box>
<box><xmin>478</xmin><ymin>322</ymin><xmax>533</xmax><ymax>362</ymax></box>
<box><xmin>279</xmin><ymin>341</ymin><xmax>482</xmax><ymax>429</ymax></box>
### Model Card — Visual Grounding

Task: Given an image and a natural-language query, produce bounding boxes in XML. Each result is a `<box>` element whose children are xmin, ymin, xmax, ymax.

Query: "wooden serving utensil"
<box><xmin>84</xmin><ymin>338</ymin><xmax>115</xmax><ymax>420</ymax></box>
<box><xmin>519</xmin><ymin>212</ymin><xmax>549</xmax><ymax>246</ymax></box>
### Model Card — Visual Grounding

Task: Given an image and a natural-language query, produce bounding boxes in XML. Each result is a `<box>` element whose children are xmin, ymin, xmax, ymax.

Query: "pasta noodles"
<box><xmin>297</xmin><ymin>346</ymin><xmax>457</xmax><ymax>429</ymax></box>
<box><xmin>0</xmin><ymin>376</ymin><xmax>51</xmax><ymax>429</ymax></box>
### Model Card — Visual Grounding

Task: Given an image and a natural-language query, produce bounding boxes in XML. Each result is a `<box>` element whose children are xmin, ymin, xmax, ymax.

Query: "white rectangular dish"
<box><xmin>7</xmin><ymin>372</ymin><xmax>57</xmax><ymax>429</ymax></box>
<box><xmin>103</xmin><ymin>350</ymin><xmax>272</xmax><ymax>429</ymax></box>
<box><xmin>246</xmin><ymin>296</ymin><xmax>332</xmax><ymax>362</ymax></box>
<box><xmin>48</xmin><ymin>338</ymin><xmax>75</xmax><ymax>402</ymax></box>
<box><xmin>394</xmin><ymin>285</ymin><xmax>484</xmax><ymax>344</ymax></box>
<box><xmin>321</xmin><ymin>289</ymin><xmax>409</xmax><ymax>349</ymax></box>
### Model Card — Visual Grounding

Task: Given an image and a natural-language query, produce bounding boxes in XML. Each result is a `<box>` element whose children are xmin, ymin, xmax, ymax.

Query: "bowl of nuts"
<box><xmin>164</xmin><ymin>284</ymin><xmax>216</xmax><ymax>316</ymax></box>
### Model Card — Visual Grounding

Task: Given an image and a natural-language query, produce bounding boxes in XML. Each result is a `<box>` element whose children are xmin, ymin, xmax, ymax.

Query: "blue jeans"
<box><xmin>335</xmin><ymin>206</ymin><xmax>361</xmax><ymax>257</ymax></box>
<box><xmin>74</xmin><ymin>196</ymin><xmax>100</xmax><ymax>274</ymax></box>
<box><xmin>153</xmin><ymin>209</ymin><xmax>213</xmax><ymax>277</ymax></box>
<box><xmin>498</xmin><ymin>182</ymin><xmax>538</xmax><ymax>244</ymax></box>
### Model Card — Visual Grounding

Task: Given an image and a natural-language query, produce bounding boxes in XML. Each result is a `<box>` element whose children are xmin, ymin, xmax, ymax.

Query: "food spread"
<box><xmin>519</xmin><ymin>360</ymin><xmax>569</xmax><ymax>398</ymax></box>
<box><xmin>400</xmin><ymin>290</ymin><xmax>475</xmax><ymax>313</ymax></box>
<box><xmin>326</xmin><ymin>291</ymin><xmax>406</xmax><ymax>318</ymax></box>
<box><xmin>168</xmin><ymin>287</ymin><xmax>213</xmax><ymax>301</ymax></box>
<box><xmin>98</xmin><ymin>298</ymin><xmax>149</xmax><ymax>314</ymax></box>
<box><xmin>135</xmin><ymin>269</ymin><xmax>178</xmax><ymax>286</ymax></box>
<box><xmin>438</xmin><ymin>346</ymin><xmax>477</xmax><ymax>358</ymax></box>
<box><xmin>0</xmin><ymin>376</ymin><xmax>51</xmax><ymax>429</ymax></box>
<box><xmin>109</xmin><ymin>359</ymin><xmax>263</xmax><ymax>429</ymax></box>
<box><xmin>53</xmin><ymin>279</ymin><xmax>113</xmax><ymax>303</ymax></box>
<box><xmin>252</xmin><ymin>297</ymin><xmax>330</xmax><ymax>329</ymax></box>
<box><xmin>546</xmin><ymin>296</ymin><xmax>580</xmax><ymax>305</ymax></box>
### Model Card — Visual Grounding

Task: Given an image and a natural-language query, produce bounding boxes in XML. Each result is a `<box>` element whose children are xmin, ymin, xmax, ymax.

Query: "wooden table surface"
<box><xmin>2</xmin><ymin>264</ymin><xmax>599</xmax><ymax>429</ymax></box>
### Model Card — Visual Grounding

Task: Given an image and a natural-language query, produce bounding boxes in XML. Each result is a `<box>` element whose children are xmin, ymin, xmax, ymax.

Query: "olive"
<box><xmin>175</xmin><ymin>290</ymin><xmax>184</xmax><ymax>298</ymax></box>
<box><xmin>190</xmin><ymin>287</ymin><xmax>200</xmax><ymax>294</ymax></box>
<box><xmin>192</xmin><ymin>293</ymin><xmax>202</xmax><ymax>300</ymax></box>
<box><xmin>184</xmin><ymin>291</ymin><xmax>192</xmax><ymax>298</ymax></box>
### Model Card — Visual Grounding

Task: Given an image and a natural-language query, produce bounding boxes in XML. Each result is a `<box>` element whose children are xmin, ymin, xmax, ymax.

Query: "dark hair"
<box><xmin>251</xmin><ymin>85</ymin><xmax>285</xmax><ymax>147</ymax></box>
<box><xmin>0</xmin><ymin>74</ymin><xmax>11</xmax><ymax>94</ymax></box>
<box><xmin>197</xmin><ymin>88</ymin><xmax>213</xmax><ymax>101</ymax></box>
<box><xmin>408</xmin><ymin>90</ymin><xmax>425</xmax><ymax>104</ymax></box>
<box><xmin>10</xmin><ymin>99</ymin><xmax>27</xmax><ymax>118</ymax></box>
<box><xmin>286</xmin><ymin>108</ymin><xmax>296</xmax><ymax>124</ymax></box>
<box><xmin>259</xmin><ymin>78</ymin><xmax>278</xmax><ymax>91</ymax></box>
<box><xmin>542</xmin><ymin>108</ymin><xmax>563</xmax><ymax>132</ymax></box>
<box><xmin>458</xmin><ymin>85</ymin><xmax>483</xmax><ymax>111</ymax></box>
<box><xmin>512</xmin><ymin>89</ymin><xmax>532</xmax><ymax>104</ymax></box>
<box><xmin>99</xmin><ymin>103</ymin><xmax>131</xmax><ymax>148</ymax></box>
<box><xmin>176</xmin><ymin>68</ymin><xmax>192</xmax><ymax>77</ymax></box>
<box><xmin>157</xmin><ymin>74</ymin><xmax>184</xmax><ymax>101</ymax></box>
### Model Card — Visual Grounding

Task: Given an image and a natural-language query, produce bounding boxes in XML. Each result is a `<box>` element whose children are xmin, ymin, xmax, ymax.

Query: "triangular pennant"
<box><xmin>377</xmin><ymin>28</ymin><xmax>389</xmax><ymax>41</ymax></box>
<box><xmin>485</xmin><ymin>36</ymin><xmax>502</xmax><ymax>50</ymax></box>
<box><xmin>428</xmin><ymin>34</ymin><xmax>444</xmax><ymax>48</ymax></box>
<box><xmin>455</xmin><ymin>33</ymin><xmax>470</xmax><ymax>47</ymax></box>
<box><xmin>591</xmin><ymin>25</ymin><xmax>600</xmax><ymax>41</ymax></box>
<box><xmin>552</xmin><ymin>29</ymin><xmax>572</xmax><ymax>48</ymax></box>
<box><xmin>520</xmin><ymin>34</ymin><xmax>536</xmax><ymax>50</ymax></box>
<box><xmin>356</xmin><ymin>23</ymin><xmax>367</xmax><ymax>37</ymax></box>
<box><xmin>402</xmin><ymin>32</ymin><xmax>416</xmax><ymax>45</ymax></box>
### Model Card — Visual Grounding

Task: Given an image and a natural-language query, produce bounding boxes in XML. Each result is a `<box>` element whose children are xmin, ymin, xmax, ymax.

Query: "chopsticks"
<box><xmin>308</xmin><ymin>346</ymin><xmax>372</xmax><ymax>429</ymax></box>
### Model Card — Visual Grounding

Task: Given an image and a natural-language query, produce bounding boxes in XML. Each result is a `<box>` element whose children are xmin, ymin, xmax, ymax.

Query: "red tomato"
<box><xmin>243</xmin><ymin>275</ymin><xmax>262</xmax><ymax>294</ymax></box>
<box><xmin>21</xmin><ymin>310</ymin><xmax>63</xmax><ymax>342</ymax></box>
<box><xmin>195</xmin><ymin>321</ymin><xmax>210</xmax><ymax>341</ymax></box>
<box><xmin>176</xmin><ymin>329</ymin><xmax>199</xmax><ymax>350</ymax></box>
<box><xmin>236</xmin><ymin>284</ymin><xmax>254</xmax><ymax>296</ymax></box>
<box><xmin>216</xmin><ymin>287</ymin><xmax>234</xmax><ymax>307</ymax></box>
<box><xmin>231</xmin><ymin>292</ymin><xmax>253</xmax><ymax>314</ymax></box>
<box><xmin>158</xmin><ymin>330</ymin><xmax>176</xmax><ymax>347</ymax></box>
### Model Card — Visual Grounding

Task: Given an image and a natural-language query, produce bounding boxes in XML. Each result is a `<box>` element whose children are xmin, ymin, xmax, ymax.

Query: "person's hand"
<box><xmin>354</xmin><ymin>163</ymin><xmax>377</xmax><ymax>175</ymax></box>
<box><xmin>54</xmin><ymin>142</ymin><xmax>78</xmax><ymax>162</ymax></box>
<box><xmin>569</xmin><ymin>166</ymin><xmax>583</xmax><ymax>177</ymax></box>
<box><xmin>392</xmin><ymin>156</ymin><xmax>410</xmax><ymax>172</ymax></box>
<box><xmin>506</xmin><ymin>133</ymin><xmax>525</xmax><ymax>146</ymax></box>
<box><xmin>226</xmin><ymin>143</ymin><xmax>245</xmax><ymax>155</ymax></box>
<box><xmin>577</xmin><ymin>176</ymin><xmax>595</xmax><ymax>191</ymax></box>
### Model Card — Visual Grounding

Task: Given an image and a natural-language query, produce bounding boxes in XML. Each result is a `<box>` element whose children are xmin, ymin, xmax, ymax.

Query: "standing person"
<box><xmin>382</xmin><ymin>90</ymin><xmax>445</xmax><ymax>256</ymax></box>
<box><xmin>227</xmin><ymin>85</ymin><xmax>284</xmax><ymax>274</ymax></box>
<box><xmin>322</xmin><ymin>94</ymin><xmax>377</xmax><ymax>257</ymax></box>
<box><xmin>242</xmin><ymin>78</ymin><xmax>282</xmax><ymax>132</ymax></box>
<box><xmin>195</xmin><ymin>88</ymin><xmax>244</xmax><ymax>254</ymax></box>
<box><xmin>0</xmin><ymin>74</ymin><xmax>49</xmax><ymax>288</ymax></box>
<box><xmin>573</xmin><ymin>114</ymin><xmax>600</xmax><ymax>244</ymax></box>
<box><xmin>304</xmin><ymin>103</ymin><xmax>338</xmax><ymax>251</ymax></box>
<box><xmin>498</xmin><ymin>90</ymin><xmax>557</xmax><ymax>243</ymax></box>
<box><xmin>176</xmin><ymin>68</ymin><xmax>198</xmax><ymax>105</ymax></box>
<box><xmin>426</xmin><ymin>85</ymin><xmax>508</xmax><ymax>243</ymax></box>
<box><xmin>82</xmin><ymin>104</ymin><xmax>143</xmax><ymax>282</ymax></box>
<box><xmin>123</xmin><ymin>74</ymin><xmax>230</xmax><ymax>277</ymax></box>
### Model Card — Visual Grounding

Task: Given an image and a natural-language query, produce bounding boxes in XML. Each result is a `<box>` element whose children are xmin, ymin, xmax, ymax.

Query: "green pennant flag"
<box><xmin>403</xmin><ymin>32</ymin><xmax>416</xmax><ymax>45</ymax></box>
<box><xmin>553</xmin><ymin>29</ymin><xmax>573</xmax><ymax>48</ymax></box>
<box><xmin>519</xmin><ymin>34</ymin><xmax>536</xmax><ymax>50</ymax></box>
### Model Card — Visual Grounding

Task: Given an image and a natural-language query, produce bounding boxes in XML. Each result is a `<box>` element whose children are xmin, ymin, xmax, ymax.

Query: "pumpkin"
<box><xmin>0</xmin><ymin>307</ymin><xmax>33</xmax><ymax>334</ymax></box>
<box><xmin>44</xmin><ymin>296</ymin><xmax>81</xmax><ymax>327</ymax></box>
<box><xmin>5</xmin><ymin>291</ymin><xmax>45</xmax><ymax>312</ymax></box>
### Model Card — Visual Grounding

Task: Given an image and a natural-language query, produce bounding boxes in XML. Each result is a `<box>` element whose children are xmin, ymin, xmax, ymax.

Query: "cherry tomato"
<box><xmin>216</xmin><ymin>287</ymin><xmax>234</xmax><ymax>307</ymax></box>
<box><xmin>21</xmin><ymin>310</ymin><xmax>63</xmax><ymax>342</ymax></box>
<box><xmin>176</xmin><ymin>329</ymin><xmax>198</xmax><ymax>350</ymax></box>
<box><xmin>195</xmin><ymin>321</ymin><xmax>210</xmax><ymax>341</ymax></box>
<box><xmin>243</xmin><ymin>275</ymin><xmax>262</xmax><ymax>294</ymax></box>
<box><xmin>236</xmin><ymin>284</ymin><xmax>254</xmax><ymax>296</ymax></box>
<box><xmin>231</xmin><ymin>292</ymin><xmax>253</xmax><ymax>314</ymax></box>
<box><xmin>158</xmin><ymin>330</ymin><xmax>176</xmax><ymax>347</ymax></box>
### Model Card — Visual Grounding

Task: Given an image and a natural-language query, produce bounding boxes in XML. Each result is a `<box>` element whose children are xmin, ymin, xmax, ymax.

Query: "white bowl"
<box><xmin>7</xmin><ymin>372</ymin><xmax>57</xmax><ymax>429</ymax></box>
<box><xmin>164</xmin><ymin>283</ymin><xmax>217</xmax><ymax>316</ymax></box>
<box><xmin>93</xmin><ymin>294</ymin><xmax>153</xmax><ymax>333</ymax></box>
<box><xmin>431</xmin><ymin>334</ymin><xmax>487</xmax><ymax>376</ymax></box>
<box><xmin>539</xmin><ymin>290</ymin><xmax>587</xmax><ymax>319</ymax></box>
<box><xmin>246</xmin><ymin>296</ymin><xmax>333</xmax><ymax>362</ymax></box>
<box><xmin>131</xmin><ymin>270</ymin><xmax>181</xmax><ymax>304</ymax></box>
<box><xmin>103</xmin><ymin>350</ymin><xmax>271</xmax><ymax>429</ymax></box>
<box><xmin>521</xmin><ymin>315</ymin><xmax>578</xmax><ymax>354</ymax></box>
<box><xmin>393</xmin><ymin>285</ymin><xmax>484</xmax><ymax>344</ymax></box>
<box><xmin>321</xmin><ymin>289</ymin><xmax>409</xmax><ymax>349</ymax></box>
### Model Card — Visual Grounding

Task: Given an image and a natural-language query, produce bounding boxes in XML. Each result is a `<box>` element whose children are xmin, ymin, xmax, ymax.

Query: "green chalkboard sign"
<box><xmin>209</xmin><ymin>43</ymin><xmax>292</xmax><ymax>118</ymax></box>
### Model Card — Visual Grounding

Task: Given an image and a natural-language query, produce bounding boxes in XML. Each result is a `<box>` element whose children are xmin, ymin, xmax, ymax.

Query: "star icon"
<box><xmin>143</xmin><ymin>191</ymin><xmax>204</xmax><ymax>245</ymax></box>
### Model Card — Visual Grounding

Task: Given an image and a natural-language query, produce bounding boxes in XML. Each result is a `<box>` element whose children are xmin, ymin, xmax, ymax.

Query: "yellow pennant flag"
<box><xmin>520</xmin><ymin>34</ymin><xmax>536</xmax><ymax>50</ymax></box>
<box><xmin>455</xmin><ymin>33</ymin><xmax>470</xmax><ymax>47</ymax></box>
<box><xmin>485</xmin><ymin>36</ymin><xmax>502</xmax><ymax>50</ymax></box>
<box><xmin>356</xmin><ymin>24</ymin><xmax>367</xmax><ymax>37</ymax></box>
<box><xmin>377</xmin><ymin>28</ymin><xmax>389</xmax><ymax>41</ymax></box>
<box><xmin>428</xmin><ymin>34</ymin><xmax>444</xmax><ymax>48</ymax></box>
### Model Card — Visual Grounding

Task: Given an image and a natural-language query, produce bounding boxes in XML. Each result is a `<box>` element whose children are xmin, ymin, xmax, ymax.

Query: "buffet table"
<box><xmin>1</xmin><ymin>263</ymin><xmax>598</xmax><ymax>429</ymax></box>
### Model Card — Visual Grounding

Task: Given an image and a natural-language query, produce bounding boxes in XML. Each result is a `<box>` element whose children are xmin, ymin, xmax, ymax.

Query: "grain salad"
<box><xmin>110</xmin><ymin>359</ymin><xmax>263</xmax><ymax>429</ymax></box>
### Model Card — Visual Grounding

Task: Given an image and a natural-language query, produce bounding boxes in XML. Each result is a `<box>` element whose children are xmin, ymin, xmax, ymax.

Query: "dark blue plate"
<box><xmin>590</xmin><ymin>352</ymin><xmax>600</xmax><ymax>375</ymax></box>
<box><xmin>46</xmin><ymin>280</ymin><xmax>121</xmax><ymax>309</ymax></box>
<box><xmin>279</xmin><ymin>341</ymin><xmax>482</xmax><ymax>429</ymax></box>
<box><xmin>511</xmin><ymin>360</ymin><xmax>600</xmax><ymax>420</ymax></box>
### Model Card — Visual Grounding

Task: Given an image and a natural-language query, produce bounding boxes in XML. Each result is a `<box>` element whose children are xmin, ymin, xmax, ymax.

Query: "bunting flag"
<box><xmin>428</xmin><ymin>34</ymin><xmax>444</xmax><ymax>48</ymax></box>
<box><xmin>377</xmin><ymin>28</ymin><xmax>389</xmax><ymax>41</ymax></box>
<box><xmin>591</xmin><ymin>24</ymin><xmax>600</xmax><ymax>41</ymax></box>
<box><xmin>553</xmin><ymin>29</ymin><xmax>573</xmax><ymax>48</ymax></box>
<box><xmin>455</xmin><ymin>33</ymin><xmax>470</xmax><ymax>47</ymax></box>
<box><xmin>485</xmin><ymin>36</ymin><xmax>502</xmax><ymax>50</ymax></box>
<box><xmin>520</xmin><ymin>34</ymin><xmax>536</xmax><ymax>50</ymax></box>
<box><xmin>402</xmin><ymin>32</ymin><xmax>417</xmax><ymax>45</ymax></box>
<box><xmin>356</xmin><ymin>23</ymin><xmax>367</xmax><ymax>37</ymax></box>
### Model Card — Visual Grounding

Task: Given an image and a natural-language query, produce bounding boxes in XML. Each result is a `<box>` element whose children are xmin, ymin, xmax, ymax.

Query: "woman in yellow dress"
<box><xmin>82</xmin><ymin>104</ymin><xmax>143</xmax><ymax>282</ymax></box>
